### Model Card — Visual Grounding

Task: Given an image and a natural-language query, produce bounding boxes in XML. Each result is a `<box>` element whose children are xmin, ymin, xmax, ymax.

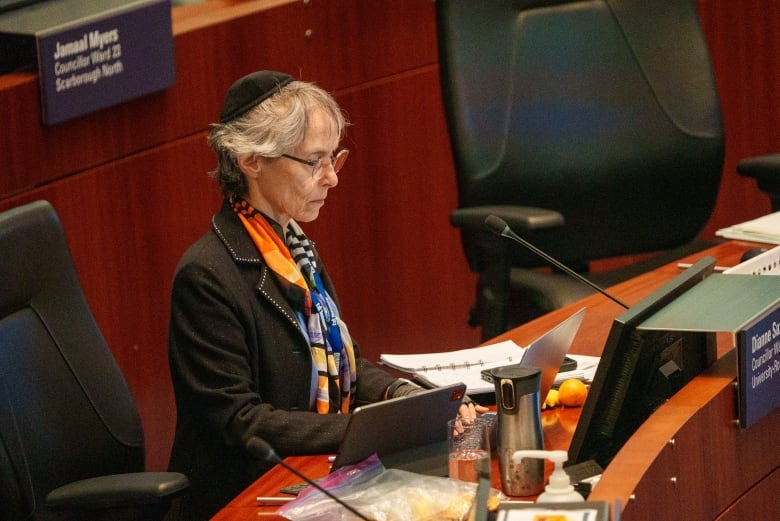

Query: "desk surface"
<box><xmin>212</xmin><ymin>240</ymin><xmax>773</xmax><ymax>521</ymax></box>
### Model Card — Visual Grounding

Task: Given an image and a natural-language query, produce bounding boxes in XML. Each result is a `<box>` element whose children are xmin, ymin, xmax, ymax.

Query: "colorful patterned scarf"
<box><xmin>232</xmin><ymin>199</ymin><xmax>356</xmax><ymax>414</ymax></box>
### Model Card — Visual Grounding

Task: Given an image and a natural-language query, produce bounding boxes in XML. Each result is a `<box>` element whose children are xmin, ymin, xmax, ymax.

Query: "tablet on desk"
<box><xmin>330</xmin><ymin>383</ymin><xmax>467</xmax><ymax>476</ymax></box>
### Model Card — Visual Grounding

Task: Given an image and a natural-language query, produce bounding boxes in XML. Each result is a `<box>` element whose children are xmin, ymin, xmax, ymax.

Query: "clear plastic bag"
<box><xmin>277</xmin><ymin>454</ymin><xmax>479</xmax><ymax>521</ymax></box>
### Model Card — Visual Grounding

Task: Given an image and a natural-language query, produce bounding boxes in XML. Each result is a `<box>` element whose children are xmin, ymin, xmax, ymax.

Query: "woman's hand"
<box><xmin>458</xmin><ymin>400</ymin><xmax>489</xmax><ymax>419</ymax></box>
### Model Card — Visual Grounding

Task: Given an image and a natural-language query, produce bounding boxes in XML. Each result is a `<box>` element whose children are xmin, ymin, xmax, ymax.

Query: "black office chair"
<box><xmin>436</xmin><ymin>0</ymin><xmax>725</xmax><ymax>339</ymax></box>
<box><xmin>0</xmin><ymin>200</ymin><xmax>188</xmax><ymax>521</ymax></box>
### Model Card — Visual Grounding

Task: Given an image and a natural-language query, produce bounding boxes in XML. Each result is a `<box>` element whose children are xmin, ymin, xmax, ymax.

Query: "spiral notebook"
<box><xmin>379</xmin><ymin>307</ymin><xmax>589</xmax><ymax>397</ymax></box>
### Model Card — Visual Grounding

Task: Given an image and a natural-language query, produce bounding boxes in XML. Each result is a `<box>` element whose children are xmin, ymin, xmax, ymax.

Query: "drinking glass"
<box><xmin>447</xmin><ymin>416</ymin><xmax>491</xmax><ymax>483</ymax></box>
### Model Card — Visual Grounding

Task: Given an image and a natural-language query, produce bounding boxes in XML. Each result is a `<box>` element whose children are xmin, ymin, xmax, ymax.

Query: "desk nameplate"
<box><xmin>639</xmin><ymin>274</ymin><xmax>780</xmax><ymax>428</ymax></box>
<box><xmin>736</xmin><ymin>304</ymin><xmax>780</xmax><ymax>428</ymax></box>
<box><xmin>0</xmin><ymin>0</ymin><xmax>175</xmax><ymax>125</ymax></box>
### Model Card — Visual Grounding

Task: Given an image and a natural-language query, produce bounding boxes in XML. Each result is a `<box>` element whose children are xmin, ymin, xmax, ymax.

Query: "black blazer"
<box><xmin>168</xmin><ymin>202</ymin><xmax>397</xmax><ymax>519</ymax></box>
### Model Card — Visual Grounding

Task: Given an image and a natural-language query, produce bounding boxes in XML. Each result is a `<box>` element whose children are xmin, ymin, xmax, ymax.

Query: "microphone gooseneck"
<box><xmin>484</xmin><ymin>215</ymin><xmax>629</xmax><ymax>310</ymax></box>
<box><xmin>247</xmin><ymin>438</ymin><xmax>372</xmax><ymax>521</ymax></box>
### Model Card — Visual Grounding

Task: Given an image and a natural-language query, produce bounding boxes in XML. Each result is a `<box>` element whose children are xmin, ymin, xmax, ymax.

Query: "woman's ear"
<box><xmin>237</xmin><ymin>153</ymin><xmax>262</xmax><ymax>180</ymax></box>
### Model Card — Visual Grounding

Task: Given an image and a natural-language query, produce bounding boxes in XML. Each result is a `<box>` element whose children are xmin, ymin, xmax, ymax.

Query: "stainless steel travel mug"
<box><xmin>493</xmin><ymin>365</ymin><xmax>544</xmax><ymax>496</ymax></box>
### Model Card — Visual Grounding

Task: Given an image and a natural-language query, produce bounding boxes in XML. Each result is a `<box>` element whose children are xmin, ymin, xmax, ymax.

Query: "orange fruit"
<box><xmin>557</xmin><ymin>378</ymin><xmax>588</xmax><ymax>407</ymax></box>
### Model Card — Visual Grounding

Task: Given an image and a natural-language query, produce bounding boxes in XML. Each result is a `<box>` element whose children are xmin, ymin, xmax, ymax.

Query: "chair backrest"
<box><xmin>436</xmin><ymin>0</ymin><xmax>725</xmax><ymax>268</ymax></box>
<box><xmin>0</xmin><ymin>200</ymin><xmax>145</xmax><ymax>520</ymax></box>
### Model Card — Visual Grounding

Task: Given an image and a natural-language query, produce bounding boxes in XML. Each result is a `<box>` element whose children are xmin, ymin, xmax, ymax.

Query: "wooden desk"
<box><xmin>212</xmin><ymin>241</ymin><xmax>780</xmax><ymax>520</ymax></box>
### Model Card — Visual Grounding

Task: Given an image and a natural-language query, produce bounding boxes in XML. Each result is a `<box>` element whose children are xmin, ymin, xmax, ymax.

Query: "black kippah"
<box><xmin>219</xmin><ymin>70</ymin><xmax>294</xmax><ymax>123</ymax></box>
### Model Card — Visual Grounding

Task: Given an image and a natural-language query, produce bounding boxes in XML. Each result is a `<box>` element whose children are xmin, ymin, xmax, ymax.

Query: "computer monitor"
<box><xmin>567</xmin><ymin>256</ymin><xmax>717</xmax><ymax>471</ymax></box>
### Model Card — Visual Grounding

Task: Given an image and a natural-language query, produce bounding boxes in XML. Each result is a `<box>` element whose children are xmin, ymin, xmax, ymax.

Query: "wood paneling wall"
<box><xmin>0</xmin><ymin>0</ymin><xmax>777</xmax><ymax>472</ymax></box>
<box><xmin>696</xmin><ymin>0</ymin><xmax>780</xmax><ymax>233</ymax></box>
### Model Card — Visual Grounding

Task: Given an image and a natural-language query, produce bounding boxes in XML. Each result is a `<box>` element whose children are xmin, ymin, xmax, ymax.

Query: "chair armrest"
<box><xmin>450</xmin><ymin>205</ymin><xmax>565</xmax><ymax>231</ymax></box>
<box><xmin>45</xmin><ymin>472</ymin><xmax>189</xmax><ymax>510</ymax></box>
<box><xmin>737</xmin><ymin>153</ymin><xmax>780</xmax><ymax>182</ymax></box>
<box><xmin>737</xmin><ymin>154</ymin><xmax>780</xmax><ymax>212</ymax></box>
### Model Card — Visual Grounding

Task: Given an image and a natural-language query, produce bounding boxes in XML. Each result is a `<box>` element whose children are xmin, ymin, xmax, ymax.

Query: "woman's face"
<box><xmin>240</xmin><ymin>107</ymin><xmax>340</xmax><ymax>228</ymax></box>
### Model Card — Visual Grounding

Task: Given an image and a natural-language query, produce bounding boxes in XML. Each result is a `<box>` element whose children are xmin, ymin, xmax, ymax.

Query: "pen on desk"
<box><xmin>256</xmin><ymin>496</ymin><xmax>295</xmax><ymax>505</ymax></box>
<box><xmin>676</xmin><ymin>262</ymin><xmax>729</xmax><ymax>272</ymax></box>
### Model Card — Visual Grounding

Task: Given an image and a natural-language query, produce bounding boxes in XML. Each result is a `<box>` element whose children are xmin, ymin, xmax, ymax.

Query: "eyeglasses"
<box><xmin>281</xmin><ymin>149</ymin><xmax>350</xmax><ymax>179</ymax></box>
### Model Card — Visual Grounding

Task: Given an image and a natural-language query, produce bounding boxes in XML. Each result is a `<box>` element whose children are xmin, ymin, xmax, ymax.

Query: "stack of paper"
<box><xmin>716</xmin><ymin>211</ymin><xmax>780</xmax><ymax>244</ymax></box>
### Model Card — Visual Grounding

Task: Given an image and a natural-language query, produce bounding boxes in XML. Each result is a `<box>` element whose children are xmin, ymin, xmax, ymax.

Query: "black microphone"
<box><xmin>247</xmin><ymin>437</ymin><xmax>372</xmax><ymax>521</ymax></box>
<box><xmin>484</xmin><ymin>214</ymin><xmax>629</xmax><ymax>310</ymax></box>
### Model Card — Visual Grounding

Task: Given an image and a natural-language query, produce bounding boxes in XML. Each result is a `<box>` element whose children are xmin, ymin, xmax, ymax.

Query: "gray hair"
<box><xmin>207</xmin><ymin>80</ymin><xmax>347</xmax><ymax>200</ymax></box>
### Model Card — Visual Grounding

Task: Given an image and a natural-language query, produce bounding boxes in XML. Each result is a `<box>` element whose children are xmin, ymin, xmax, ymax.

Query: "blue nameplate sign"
<box><xmin>737</xmin><ymin>304</ymin><xmax>780</xmax><ymax>429</ymax></box>
<box><xmin>0</xmin><ymin>0</ymin><xmax>174</xmax><ymax>125</ymax></box>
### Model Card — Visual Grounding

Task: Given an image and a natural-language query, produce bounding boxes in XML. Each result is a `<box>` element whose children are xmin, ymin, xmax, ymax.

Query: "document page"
<box><xmin>716</xmin><ymin>211</ymin><xmax>780</xmax><ymax>244</ymax></box>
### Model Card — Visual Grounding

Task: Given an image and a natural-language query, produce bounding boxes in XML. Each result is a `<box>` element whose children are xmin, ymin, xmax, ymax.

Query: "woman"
<box><xmin>167</xmin><ymin>71</ymin><xmax>482</xmax><ymax>519</ymax></box>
